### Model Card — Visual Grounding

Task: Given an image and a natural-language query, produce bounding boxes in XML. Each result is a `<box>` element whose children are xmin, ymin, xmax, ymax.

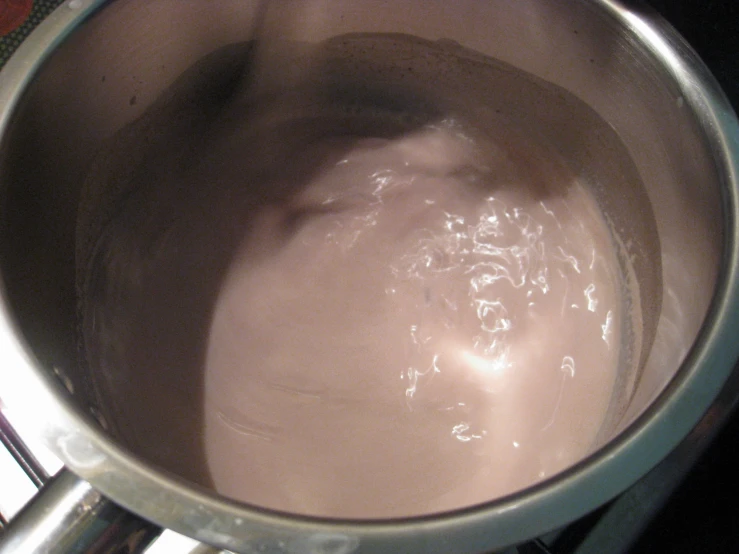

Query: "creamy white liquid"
<box><xmin>202</xmin><ymin>121</ymin><xmax>621</xmax><ymax>517</ymax></box>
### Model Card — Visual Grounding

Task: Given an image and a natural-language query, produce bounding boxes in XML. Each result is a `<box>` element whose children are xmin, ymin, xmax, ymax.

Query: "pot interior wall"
<box><xmin>0</xmin><ymin>0</ymin><xmax>723</xmax><ymax>502</ymax></box>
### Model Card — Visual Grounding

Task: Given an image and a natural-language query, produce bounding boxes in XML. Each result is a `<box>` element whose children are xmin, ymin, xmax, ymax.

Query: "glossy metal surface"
<box><xmin>0</xmin><ymin>409</ymin><xmax>48</xmax><ymax>488</ymax></box>
<box><xmin>0</xmin><ymin>406</ymin><xmax>158</xmax><ymax>553</ymax></box>
<box><xmin>0</xmin><ymin>468</ymin><xmax>161</xmax><ymax>554</ymax></box>
<box><xmin>0</xmin><ymin>1</ymin><xmax>737</xmax><ymax>553</ymax></box>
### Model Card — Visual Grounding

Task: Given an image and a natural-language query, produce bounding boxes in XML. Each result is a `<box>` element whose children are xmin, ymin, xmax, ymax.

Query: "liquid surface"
<box><xmin>201</xmin><ymin>122</ymin><xmax>620</xmax><ymax>517</ymax></box>
<box><xmin>80</xmin><ymin>36</ymin><xmax>627</xmax><ymax>519</ymax></box>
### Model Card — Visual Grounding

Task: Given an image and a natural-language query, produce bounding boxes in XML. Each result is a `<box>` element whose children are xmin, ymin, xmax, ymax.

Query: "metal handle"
<box><xmin>0</xmin><ymin>468</ymin><xmax>161</xmax><ymax>554</ymax></box>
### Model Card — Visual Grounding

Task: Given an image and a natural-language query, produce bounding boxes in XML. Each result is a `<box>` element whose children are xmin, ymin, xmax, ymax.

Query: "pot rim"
<box><xmin>0</xmin><ymin>0</ymin><xmax>737</xmax><ymax>552</ymax></box>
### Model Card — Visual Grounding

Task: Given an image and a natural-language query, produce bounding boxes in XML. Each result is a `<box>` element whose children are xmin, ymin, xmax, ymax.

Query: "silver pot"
<box><xmin>0</xmin><ymin>0</ymin><xmax>737</xmax><ymax>553</ymax></box>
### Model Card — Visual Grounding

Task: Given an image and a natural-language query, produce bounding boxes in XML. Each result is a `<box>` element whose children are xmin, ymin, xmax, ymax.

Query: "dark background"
<box><xmin>647</xmin><ymin>0</ymin><xmax>739</xmax><ymax>101</ymax></box>
<box><xmin>631</xmin><ymin>1</ymin><xmax>739</xmax><ymax>553</ymax></box>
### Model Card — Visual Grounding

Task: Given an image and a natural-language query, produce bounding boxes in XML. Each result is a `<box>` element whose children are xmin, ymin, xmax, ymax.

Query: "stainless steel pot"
<box><xmin>0</xmin><ymin>1</ymin><xmax>737</xmax><ymax>553</ymax></box>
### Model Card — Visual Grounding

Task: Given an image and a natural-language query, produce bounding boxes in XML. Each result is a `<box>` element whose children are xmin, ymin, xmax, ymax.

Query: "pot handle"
<box><xmin>0</xmin><ymin>468</ymin><xmax>161</xmax><ymax>554</ymax></box>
